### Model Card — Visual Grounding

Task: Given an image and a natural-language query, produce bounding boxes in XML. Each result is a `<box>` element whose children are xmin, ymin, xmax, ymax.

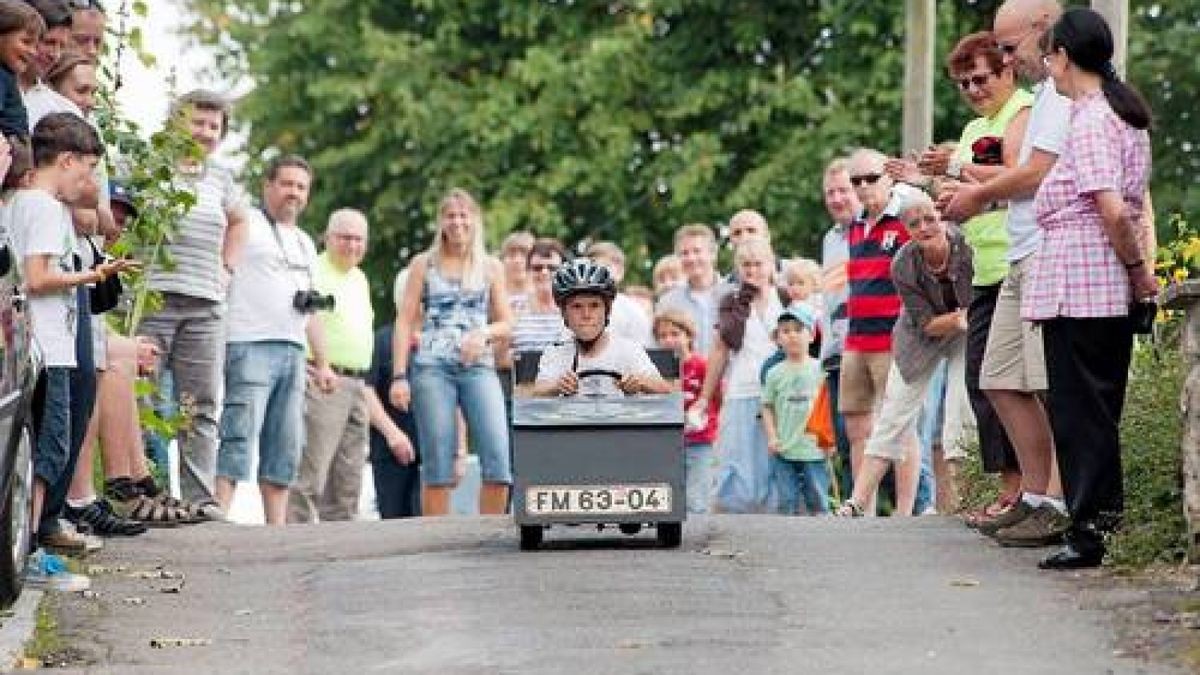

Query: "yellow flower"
<box><xmin>1174</xmin><ymin>268</ymin><xmax>1189</xmax><ymax>283</ymax></box>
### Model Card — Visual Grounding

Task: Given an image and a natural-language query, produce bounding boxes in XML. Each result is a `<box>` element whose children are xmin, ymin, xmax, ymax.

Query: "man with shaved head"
<box><xmin>837</xmin><ymin>148</ymin><xmax>912</xmax><ymax>509</ymax></box>
<box><xmin>289</xmin><ymin>208</ymin><xmax>376</xmax><ymax>523</ymax></box>
<box><xmin>941</xmin><ymin>0</ymin><xmax>1072</xmax><ymax>549</ymax></box>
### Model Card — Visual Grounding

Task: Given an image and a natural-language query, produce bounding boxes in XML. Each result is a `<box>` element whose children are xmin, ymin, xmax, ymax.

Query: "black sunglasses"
<box><xmin>957</xmin><ymin>73</ymin><xmax>994</xmax><ymax>91</ymax></box>
<box><xmin>67</xmin><ymin>0</ymin><xmax>105</xmax><ymax>10</ymax></box>
<box><xmin>850</xmin><ymin>173</ymin><xmax>882</xmax><ymax>187</ymax></box>
<box><xmin>529</xmin><ymin>263</ymin><xmax>558</xmax><ymax>273</ymax></box>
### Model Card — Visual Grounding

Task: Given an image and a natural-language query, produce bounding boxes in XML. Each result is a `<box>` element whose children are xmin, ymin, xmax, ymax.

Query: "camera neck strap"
<box><xmin>264</xmin><ymin>211</ymin><xmax>314</xmax><ymax>288</ymax></box>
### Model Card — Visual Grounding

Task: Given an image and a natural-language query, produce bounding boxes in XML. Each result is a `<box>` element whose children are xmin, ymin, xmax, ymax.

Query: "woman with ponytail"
<box><xmin>1022</xmin><ymin>7</ymin><xmax>1156</xmax><ymax>570</ymax></box>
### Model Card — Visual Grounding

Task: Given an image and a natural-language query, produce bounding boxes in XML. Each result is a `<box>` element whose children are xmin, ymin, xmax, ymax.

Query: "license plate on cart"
<box><xmin>525</xmin><ymin>484</ymin><xmax>672</xmax><ymax>515</ymax></box>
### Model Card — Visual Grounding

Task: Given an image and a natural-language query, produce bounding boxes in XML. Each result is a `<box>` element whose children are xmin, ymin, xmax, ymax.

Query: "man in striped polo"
<box><xmin>138</xmin><ymin>90</ymin><xmax>249</xmax><ymax>509</ymax></box>
<box><xmin>840</xmin><ymin>148</ymin><xmax>912</xmax><ymax>501</ymax></box>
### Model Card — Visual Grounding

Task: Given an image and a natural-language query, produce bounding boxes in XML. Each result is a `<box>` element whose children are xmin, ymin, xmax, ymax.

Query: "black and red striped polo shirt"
<box><xmin>846</xmin><ymin>213</ymin><xmax>910</xmax><ymax>353</ymax></box>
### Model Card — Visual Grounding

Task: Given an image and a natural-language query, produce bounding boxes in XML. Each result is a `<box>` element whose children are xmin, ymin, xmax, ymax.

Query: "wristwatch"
<box><xmin>945</xmin><ymin>157</ymin><xmax>964</xmax><ymax>180</ymax></box>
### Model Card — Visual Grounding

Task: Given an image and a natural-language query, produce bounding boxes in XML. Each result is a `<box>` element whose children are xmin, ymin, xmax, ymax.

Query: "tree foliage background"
<box><xmin>183</xmin><ymin>0</ymin><xmax>1198</xmax><ymax>316</ymax></box>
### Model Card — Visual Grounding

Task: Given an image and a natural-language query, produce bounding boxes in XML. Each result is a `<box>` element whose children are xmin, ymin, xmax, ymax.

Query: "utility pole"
<box><xmin>1091</xmin><ymin>0</ymin><xmax>1129</xmax><ymax>77</ymax></box>
<box><xmin>902</xmin><ymin>0</ymin><xmax>935</xmax><ymax>154</ymax></box>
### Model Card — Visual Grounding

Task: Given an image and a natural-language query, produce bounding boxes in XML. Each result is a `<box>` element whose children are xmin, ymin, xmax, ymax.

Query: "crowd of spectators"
<box><xmin>0</xmin><ymin>0</ymin><xmax>1159</xmax><ymax>599</ymax></box>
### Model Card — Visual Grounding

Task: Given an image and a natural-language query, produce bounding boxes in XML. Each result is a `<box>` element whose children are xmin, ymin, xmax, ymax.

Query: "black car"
<box><xmin>0</xmin><ymin>243</ymin><xmax>36</xmax><ymax>606</ymax></box>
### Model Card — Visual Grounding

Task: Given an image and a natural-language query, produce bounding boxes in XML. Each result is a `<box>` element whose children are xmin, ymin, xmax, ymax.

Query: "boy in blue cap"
<box><xmin>761</xmin><ymin>305</ymin><xmax>831</xmax><ymax>515</ymax></box>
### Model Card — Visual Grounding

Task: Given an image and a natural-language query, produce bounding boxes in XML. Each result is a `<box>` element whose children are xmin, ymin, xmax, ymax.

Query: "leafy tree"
<box><xmin>182</xmin><ymin>0</ymin><xmax>1194</xmax><ymax>315</ymax></box>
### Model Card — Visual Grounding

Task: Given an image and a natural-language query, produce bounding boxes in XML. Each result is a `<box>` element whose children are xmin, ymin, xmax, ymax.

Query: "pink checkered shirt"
<box><xmin>1022</xmin><ymin>91</ymin><xmax>1151</xmax><ymax>320</ymax></box>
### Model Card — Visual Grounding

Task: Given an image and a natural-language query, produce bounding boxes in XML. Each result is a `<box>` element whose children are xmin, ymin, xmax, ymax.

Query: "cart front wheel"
<box><xmin>656</xmin><ymin>522</ymin><xmax>682</xmax><ymax>548</ymax></box>
<box><xmin>519</xmin><ymin>525</ymin><xmax>544</xmax><ymax>551</ymax></box>
<box><xmin>618</xmin><ymin>523</ymin><xmax>642</xmax><ymax>536</ymax></box>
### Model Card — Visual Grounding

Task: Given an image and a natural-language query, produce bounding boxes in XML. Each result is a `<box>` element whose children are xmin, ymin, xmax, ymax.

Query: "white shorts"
<box><xmin>865</xmin><ymin>344</ymin><xmax>974</xmax><ymax>461</ymax></box>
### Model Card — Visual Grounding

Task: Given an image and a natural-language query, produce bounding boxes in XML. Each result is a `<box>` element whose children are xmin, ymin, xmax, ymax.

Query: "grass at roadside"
<box><xmin>23</xmin><ymin>593</ymin><xmax>61</xmax><ymax>666</ymax></box>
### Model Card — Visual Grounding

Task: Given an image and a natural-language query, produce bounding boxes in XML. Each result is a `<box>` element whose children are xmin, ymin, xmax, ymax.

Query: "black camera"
<box><xmin>293</xmin><ymin>290</ymin><xmax>336</xmax><ymax>314</ymax></box>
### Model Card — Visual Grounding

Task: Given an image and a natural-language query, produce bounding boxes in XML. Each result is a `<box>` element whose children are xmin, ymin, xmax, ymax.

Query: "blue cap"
<box><xmin>777</xmin><ymin>304</ymin><xmax>817</xmax><ymax>330</ymax></box>
<box><xmin>109</xmin><ymin>181</ymin><xmax>137</xmax><ymax>214</ymax></box>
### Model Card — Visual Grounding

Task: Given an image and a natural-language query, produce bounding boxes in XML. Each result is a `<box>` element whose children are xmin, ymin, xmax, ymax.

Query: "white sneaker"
<box><xmin>24</xmin><ymin>550</ymin><xmax>90</xmax><ymax>593</ymax></box>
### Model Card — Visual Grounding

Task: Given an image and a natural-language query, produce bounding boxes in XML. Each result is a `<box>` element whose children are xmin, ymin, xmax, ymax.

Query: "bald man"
<box><xmin>940</xmin><ymin>0</ymin><xmax>1073</xmax><ymax>553</ymax></box>
<box><xmin>289</xmin><ymin>209</ymin><xmax>376</xmax><ymax>523</ymax></box>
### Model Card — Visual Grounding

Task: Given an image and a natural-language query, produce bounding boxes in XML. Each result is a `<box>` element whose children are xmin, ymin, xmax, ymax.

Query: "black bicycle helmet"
<box><xmin>551</xmin><ymin>258</ymin><xmax>617</xmax><ymax>306</ymax></box>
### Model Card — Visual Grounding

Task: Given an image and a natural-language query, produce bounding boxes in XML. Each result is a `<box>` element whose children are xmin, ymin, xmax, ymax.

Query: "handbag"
<box><xmin>85</xmin><ymin>237</ymin><xmax>122</xmax><ymax>315</ymax></box>
<box><xmin>1129</xmin><ymin>301</ymin><xmax>1156</xmax><ymax>336</ymax></box>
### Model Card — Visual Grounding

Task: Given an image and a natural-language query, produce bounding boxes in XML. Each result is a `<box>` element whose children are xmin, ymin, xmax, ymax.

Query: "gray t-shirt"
<box><xmin>1006</xmin><ymin>80</ymin><xmax>1071</xmax><ymax>263</ymax></box>
<box><xmin>5</xmin><ymin>189</ymin><xmax>78</xmax><ymax>367</ymax></box>
<box><xmin>148</xmin><ymin>161</ymin><xmax>246</xmax><ymax>302</ymax></box>
<box><xmin>819</xmin><ymin>223</ymin><xmax>850</xmax><ymax>369</ymax></box>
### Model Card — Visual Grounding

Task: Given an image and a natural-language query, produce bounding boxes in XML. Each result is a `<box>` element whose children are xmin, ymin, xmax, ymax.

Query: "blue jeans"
<box><xmin>684</xmin><ymin>442</ymin><xmax>715</xmax><ymax>513</ymax></box>
<box><xmin>772</xmin><ymin>457</ymin><xmax>832</xmax><ymax>515</ymax></box>
<box><xmin>217</xmin><ymin>341</ymin><xmax>306</xmax><ymax>487</ymax></box>
<box><xmin>715</xmin><ymin>397</ymin><xmax>771</xmax><ymax>513</ymax></box>
<box><xmin>411</xmin><ymin>362</ymin><xmax>511</xmax><ymax>487</ymax></box>
<box><xmin>914</xmin><ymin>359</ymin><xmax>948</xmax><ymax>514</ymax></box>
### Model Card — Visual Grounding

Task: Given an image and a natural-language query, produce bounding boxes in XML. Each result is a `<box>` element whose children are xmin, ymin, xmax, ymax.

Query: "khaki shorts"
<box><xmin>980</xmin><ymin>256</ymin><xmax>1048</xmax><ymax>392</ymax></box>
<box><xmin>838</xmin><ymin>351</ymin><xmax>892</xmax><ymax>414</ymax></box>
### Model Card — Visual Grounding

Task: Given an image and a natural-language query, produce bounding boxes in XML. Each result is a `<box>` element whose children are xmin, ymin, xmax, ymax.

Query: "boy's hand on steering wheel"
<box><xmin>556</xmin><ymin>371</ymin><xmax>579</xmax><ymax>396</ymax></box>
<box><xmin>618</xmin><ymin>373</ymin><xmax>644</xmax><ymax>395</ymax></box>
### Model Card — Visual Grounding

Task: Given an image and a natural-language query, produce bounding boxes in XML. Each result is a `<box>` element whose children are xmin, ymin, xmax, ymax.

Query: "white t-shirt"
<box><xmin>536</xmin><ymin>332</ymin><xmax>660</xmax><ymax>398</ymax></box>
<box><xmin>225</xmin><ymin>210</ymin><xmax>318</xmax><ymax>346</ymax></box>
<box><xmin>726</xmin><ymin>293</ymin><xmax>783</xmax><ymax>400</ymax></box>
<box><xmin>1007</xmin><ymin>80</ymin><xmax>1071</xmax><ymax>262</ymax></box>
<box><xmin>4</xmin><ymin>189</ymin><xmax>78</xmax><ymax>367</ymax></box>
<box><xmin>609</xmin><ymin>293</ymin><xmax>655</xmax><ymax>346</ymax></box>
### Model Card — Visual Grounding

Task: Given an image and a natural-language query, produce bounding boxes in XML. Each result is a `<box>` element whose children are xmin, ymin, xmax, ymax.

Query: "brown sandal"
<box><xmin>113</xmin><ymin>494</ymin><xmax>192</xmax><ymax>528</ymax></box>
<box><xmin>962</xmin><ymin>493</ymin><xmax>1018</xmax><ymax>529</ymax></box>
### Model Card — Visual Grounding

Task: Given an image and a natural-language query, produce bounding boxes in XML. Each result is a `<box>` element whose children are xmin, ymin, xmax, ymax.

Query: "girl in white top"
<box><xmin>696</xmin><ymin>237</ymin><xmax>783</xmax><ymax>513</ymax></box>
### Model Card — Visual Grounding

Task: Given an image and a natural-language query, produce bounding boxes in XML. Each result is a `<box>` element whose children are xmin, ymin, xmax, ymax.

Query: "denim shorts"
<box><xmin>410</xmin><ymin>362</ymin><xmax>511</xmax><ymax>487</ymax></box>
<box><xmin>217</xmin><ymin>341</ymin><xmax>306</xmax><ymax>486</ymax></box>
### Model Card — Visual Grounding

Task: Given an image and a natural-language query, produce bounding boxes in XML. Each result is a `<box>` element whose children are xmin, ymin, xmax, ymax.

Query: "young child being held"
<box><xmin>761</xmin><ymin>306</ymin><xmax>832</xmax><ymax>515</ymax></box>
<box><xmin>654</xmin><ymin>309</ymin><xmax>719</xmax><ymax>514</ymax></box>
<box><xmin>534</xmin><ymin>259</ymin><xmax>671</xmax><ymax>398</ymax></box>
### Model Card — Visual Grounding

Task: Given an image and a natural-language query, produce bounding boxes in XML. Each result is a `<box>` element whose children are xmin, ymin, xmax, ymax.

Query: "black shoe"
<box><xmin>65</xmin><ymin>499</ymin><xmax>149</xmax><ymax>537</ymax></box>
<box><xmin>1038</xmin><ymin>542</ymin><xmax>1104</xmax><ymax>570</ymax></box>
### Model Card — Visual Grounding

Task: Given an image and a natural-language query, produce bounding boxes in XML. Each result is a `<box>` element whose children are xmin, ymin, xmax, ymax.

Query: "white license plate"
<box><xmin>525</xmin><ymin>484</ymin><xmax>672</xmax><ymax>515</ymax></box>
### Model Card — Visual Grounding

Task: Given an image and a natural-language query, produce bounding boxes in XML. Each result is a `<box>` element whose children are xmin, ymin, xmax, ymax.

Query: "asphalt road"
<box><xmin>42</xmin><ymin>516</ymin><xmax>1176</xmax><ymax>674</ymax></box>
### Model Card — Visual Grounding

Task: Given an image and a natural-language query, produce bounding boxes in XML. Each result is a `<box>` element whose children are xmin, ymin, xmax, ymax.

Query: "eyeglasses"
<box><xmin>957</xmin><ymin>73</ymin><xmax>994</xmax><ymax>91</ymax></box>
<box><xmin>529</xmin><ymin>263</ymin><xmax>558</xmax><ymax>273</ymax></box>
<box><xmin>849</xmin><ymin>173</ymin><xmax>882</xmax><ymax>187</ymax></box>
<box><xmin>67</xmin><ymin>0</ymin><xmax>105</xmax><ymax>10</ymax></box>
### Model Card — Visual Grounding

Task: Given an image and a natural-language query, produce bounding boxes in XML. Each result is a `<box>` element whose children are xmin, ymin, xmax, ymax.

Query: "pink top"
<box><xmin>1022</xmin><ymin>90</ymin><xmax>1151</xmax><ymax>320</ymax></box>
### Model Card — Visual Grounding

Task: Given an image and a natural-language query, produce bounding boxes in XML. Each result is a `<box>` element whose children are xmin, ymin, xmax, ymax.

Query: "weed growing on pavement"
<box><xmin>24</xmin><ymin>594</ymin><xmax>61</xmax><ymax>664</ymax></box>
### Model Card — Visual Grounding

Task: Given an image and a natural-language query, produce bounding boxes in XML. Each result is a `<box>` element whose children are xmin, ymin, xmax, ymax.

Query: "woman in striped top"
<box><xmin>510</xmin><ymin>238</ymin><xmax>569</xmax><ymax>354</ymax></box>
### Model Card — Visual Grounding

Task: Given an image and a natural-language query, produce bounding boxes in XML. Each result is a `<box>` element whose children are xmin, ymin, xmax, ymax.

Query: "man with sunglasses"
<box><xmin>838</xmin><ymin>148</ymin><xmax>912</xmax><ymax>509</ymax></box>
<box><xmin>940</xmin><ymin>0</ymin><xmax>1073</xmax><ymax>546</ymax></box>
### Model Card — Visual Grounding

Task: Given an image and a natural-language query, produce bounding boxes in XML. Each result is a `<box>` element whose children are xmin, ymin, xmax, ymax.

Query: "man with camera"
<box><xmin>288</xmin><ymin>208</ymin><xmax>375</xmax><ymax>523</ymax></box>
<box><xmin>214</xmin><ymin>155</ymin><xmax>337</xmax><ymax>525</ymax></box>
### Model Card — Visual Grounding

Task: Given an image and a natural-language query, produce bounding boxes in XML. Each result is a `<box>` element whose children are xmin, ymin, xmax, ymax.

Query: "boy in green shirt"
<box><xmin>762</xmin><ymin>306</ymin><xmax>831</xmax><ymax>515</ymax></box>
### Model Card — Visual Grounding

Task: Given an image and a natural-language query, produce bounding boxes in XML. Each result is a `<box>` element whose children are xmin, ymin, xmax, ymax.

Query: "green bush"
<box><xmin>1108</xmin><ymin>330</ymin><xmax>1189</xmax><ymax>567</ymax></box>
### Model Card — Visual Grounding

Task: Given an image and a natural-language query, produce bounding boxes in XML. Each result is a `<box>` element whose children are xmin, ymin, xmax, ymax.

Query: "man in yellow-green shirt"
<box><xmin>288</xmin><ymin>209</ymin><xmax>375</xmax><ymax>523</ymax></box>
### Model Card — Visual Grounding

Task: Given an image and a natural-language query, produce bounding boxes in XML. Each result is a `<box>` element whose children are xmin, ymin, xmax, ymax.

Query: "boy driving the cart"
<box><xmin>533</xmin><ymin>260</ymin><xmax>672</xmax><ymax>398</ymax></box>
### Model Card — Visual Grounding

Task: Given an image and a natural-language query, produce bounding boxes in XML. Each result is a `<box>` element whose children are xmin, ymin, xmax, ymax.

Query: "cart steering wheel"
<box><xmin>574</xmin><ymin>368</ymin><xmax>623</xmax><ymax>381</ymax></box>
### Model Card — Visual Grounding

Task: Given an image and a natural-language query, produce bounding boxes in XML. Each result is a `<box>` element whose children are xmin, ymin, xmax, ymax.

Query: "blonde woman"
<box><xmin>696</xmin><ymin>237</ymin><xmax>784</xmax><ymax>513</ymax></box>
<box><xmin>389</xmin><ymin>189</ymin><xmax>513</xmax><ymax>516</ymax></box>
